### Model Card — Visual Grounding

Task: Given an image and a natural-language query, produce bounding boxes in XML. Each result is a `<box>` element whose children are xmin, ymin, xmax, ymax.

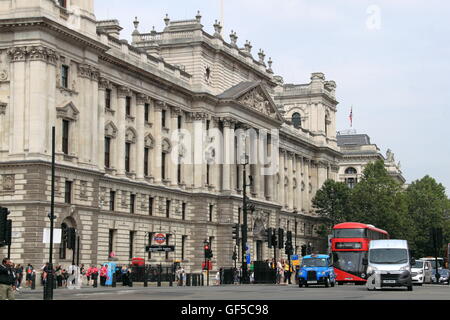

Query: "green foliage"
<box><xmin>312</xmin><ymin>160</ymin><xmax>450</xmax><ymax>257</ymax></box>
<box><xmin>312</xmin><ymin>179</ymin><xmax>352</xmax><ymax>226</ymax></box>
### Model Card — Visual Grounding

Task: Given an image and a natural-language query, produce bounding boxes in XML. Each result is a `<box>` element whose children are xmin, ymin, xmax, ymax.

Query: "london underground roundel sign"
<box><xmin>154</xmin><ymin>233</ymin><xmax>166</xmax><ymax>245</ymax></box>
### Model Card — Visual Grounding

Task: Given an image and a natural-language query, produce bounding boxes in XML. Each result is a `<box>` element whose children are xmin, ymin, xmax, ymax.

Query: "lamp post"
<box><xmin>241</xmin><ymin>154</ymin><xmax>253</xmax><ymax>284</ymax></box>
<box><xmin>44</xmin><ymin>126</ymin><xmax>56</xmax><ymax>300</ymax></box>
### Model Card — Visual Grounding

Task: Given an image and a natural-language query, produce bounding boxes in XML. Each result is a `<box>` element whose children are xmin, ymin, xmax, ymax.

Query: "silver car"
<box><xmin>411</xmin><ymin>260</ymin><xmax>432</xmax><ymax>285</ymax></box>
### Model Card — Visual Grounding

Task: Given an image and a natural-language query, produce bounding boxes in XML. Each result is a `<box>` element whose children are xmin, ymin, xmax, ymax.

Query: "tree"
<box><xmin>349</xmin><ymin>160</ymin><xmax>412</xmax><ymax>240</ymax></box>
<box><xmin>406</xmin><ymin>175</ymin><xmax>450</xmax><ymax>257</ymax></box>
<box><xmin>312</xmin><ymin>179</ymin><xmax>353</xmax><ymax>226</ymax></box>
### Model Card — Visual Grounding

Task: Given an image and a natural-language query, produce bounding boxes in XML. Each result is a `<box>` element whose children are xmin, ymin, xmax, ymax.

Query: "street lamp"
<box><xmin>241</xmin><ymin>154</ymin><xmax>253</xmax><ymax>284</ymax></box>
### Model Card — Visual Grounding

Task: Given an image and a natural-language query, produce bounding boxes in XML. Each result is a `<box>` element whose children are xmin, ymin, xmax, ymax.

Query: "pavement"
<box><xmin>13</xmin><ymin>283</ymin><xmax>450</xmax><ymax>300</ymax></box>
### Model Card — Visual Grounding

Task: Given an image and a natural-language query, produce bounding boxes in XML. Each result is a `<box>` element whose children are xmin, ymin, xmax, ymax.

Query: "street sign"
<box><xmin>246</xmin><ymin>253</ymin><xmax>251</xmax><ymax>265</ymax></box>
<box><xmin>153</xmin><ymin>233</ymin><xmax>167</xmax><ymax>245</ymax></box>
<box><xmin>146</xmin><ymin>245</ymin><xmax>175</xmax><ymax>252</ymax></box>
<box><xmin>43</xmin><ymin>228</ymin><xmax>62</xmax><ymax>244</ymax></box>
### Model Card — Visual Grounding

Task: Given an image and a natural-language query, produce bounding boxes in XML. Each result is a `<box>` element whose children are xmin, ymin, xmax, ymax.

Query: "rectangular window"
<box><xmin>62</xmin><ymin>120</ymin><xmax>69</xmax><ymax>155</ymax></box>
<box><xmin>105</xmin><ymin>89</ymin><xmax>112</xmax><ymax>109</ymax></box>
<box><xmin>108</xmin><ymin>229</ymin><xmax>115</xmax><ymax>258</ymax></box>
<box><xmin>61</xmin><ymin>65</ymin><xmax>69</xmax><ymax>88</ymax></box>
<box><xmin>177</xmin><ymin>163</ymin><xmax>181</xmax><ymax>184</ymax></box>
<box><xmin>209</xmin><ymin>204</ymin><xmax>214</xmax><ymax>222</ymax></box>
<box><xmin>206</xmin><ymin>164</ymin><xmax>210</xmax><ymax>185</ymax></box>
<box><xmin>105</xmin><ymin>137</ymin><xmax>111</xmax><ymax>168</ymax></box>
<box><xmin>181</xmin><ymin>235</ymin><xmax>187</xmax><ymax>260</ymax></box>
<box><xmin>177</xmin><ymin>115</ymin><xmax>182</xmax><ymax>129</ymax></box>
<box><xmin>162</xmin><ymin>110</ymin><xmax>166</xmax><ymax>128</ymax></box>
<box><xmin>109</xmin><ymin>191</ymin><xmax>115</xmax><ymax>211</ymax></box>
<box><xmin>238</xmin><ymin>207</ymin><xmax>241</xmax><ymax>225</ymax></box>
<box><xmin>126</xmin><ymin>96</ymin><xmax>131</xmax><ymax>116</ymax></box>
<box><xmin>144</xmin><ymin>103</ymin><xmax>150</xmax><ymax>122</ymax></box>
<box><xmin>58</xmin><ymin>0</ymin><xmax>67</xmax><ymax>8</ymax></box>
<box><xmin>182</xmin><ymin>202</ymin><xmax>186</xmax><ymax>220</ymax></box>
<box><xmin>130</xmin><ymin>194</ymin><xmax>135</xmax><ymax>214</ymax></box>
<box><xmin>129</xmin><ymin>231</ymin><xmax>135</xmax><ymax>259</ymax></box>
<box><xmin>144</xmin><ymin>147</ymin><xmax>149</xmax><ymax>176</ymax></box>
<box><xmin>161</xmin><ymin>152</ymin><xmax>166</xmax><ymax>180</ymax></box>
<box><xmin>125</xmin><ymin>142</ymin><xmax>131</xmax><ymax>173</ymax></box>
<box><xmin>166</xmin><ymin>200</ymin><xmax>171</xmax><ymax>218</ymax></box>
<box><xmin>149</xmin><ymin>197</ymin><xmax>154</xmax><ymax>216</ymax></box>
<box><xmin>64</xmin><ymin>181</ymin><xmax>72</xmax><ymax>204</ymax></box>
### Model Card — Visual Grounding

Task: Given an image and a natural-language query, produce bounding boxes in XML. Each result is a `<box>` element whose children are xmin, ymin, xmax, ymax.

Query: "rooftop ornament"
<box><xmin>229</xmin><ymin>30</ymin><xmax>238</xmax><ymax>48</ymax></box>
<box><xmin>244</xmin><ymin>40</ymin><xmax>252</xmax><ymax>55</ymax></box>
<box><xmin>164</xmin><ymin>14</ymin><xmax>170</xmax><ymax>27</ymax></box>
<box><xmin>196</xmin><ymin>10</ymin><xmax>202</xmax><ymax>23</ymax></box>
<box><xmin>267</xmin><ymin>57</ymin><xmax>274</xmax><ymax>73</ymax></box>
<box><xmin>213</xmin><ymin>20</ymin><xmax>223</xmax><ymax>38</ymax></box>
<box><xmin>132</xmin><ymin>16</ymin><xmax>140</xmax><ymax>35</ymax></box>
<box><xmin>258</xmin><ymin>49</ymin><xmax>266</xmax><ymax>65</ymax></box>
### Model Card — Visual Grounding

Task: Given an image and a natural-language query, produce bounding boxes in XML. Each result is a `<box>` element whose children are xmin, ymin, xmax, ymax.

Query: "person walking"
<box><xmin>55</xmin><ymin>266</ymin><xmax>63</xmax><ymax>288</ymax></box>
<box><xmin>100</xmin><ymin>264</ymin><xmax>108</xmax><ymax>286</ymax></box>
<box><xmin>15</xmin><ymin>264</ymin><xmax>23</xmax><ymax>290</ymax></box>
<box><xmin>25</xmin><ymin>264</ymin><xmax>34</xmax><ymax>288</ymax></box>
<box><xmin>0</xmin><ymin>258</ymin><xmax>16</xmax><ymax>300</ymax></box>
<box><xmin>91</xmin><ymin>265</ymin><xmax>99</xmax><ymax>288</ymax></box>
<box><xmin>215</xmin><ymin>270</ymin><xmax>220</xmax><ymax>286</ymax></box>
<box><xmin>276</xmin><ymin>259</ymin><xmax>284</xmax><ymax>284</ymax></box>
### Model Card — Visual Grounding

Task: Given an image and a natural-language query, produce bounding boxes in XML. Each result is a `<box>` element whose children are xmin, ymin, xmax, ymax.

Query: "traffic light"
<box><xmin>285</xmin><ymin>231</ymin><xmax>293</xmax><ymax>256</ymax></box>
<box><xmin>0</xmin><ymin>207</ymin><xmax>10</xmax><ymax>247</ymax></box>
<box><xmin>266</xmin><ymin>228</ymin><xmax>273</xmax><ymax>248</ymax></box>
<box><xmin>67</xmin><ymin>228</ymin><xmax>76</xmax><ymax>250</ymax></box>
<box><xmin>271</xmin><ymin>229</ymin><xmax>277</xmax><ymax>248</ymax></box>
<box><xmin>232</xmin><ymin>251</ymin><xmax>237</xmax><ymax>261</ymax></box>
<box><xmin>278</xmin><ymin>228</ymin><xmax>284</xmax><ymax>249</ymax></box>
<box><xmin>307</xmin><ymin>243</ymin><xmax>313</xmax><ymax>255</ymax></box>
<box><xmin>301</xmin><ymin>244</ymin><xmax>307</xmax><ymax>257</ymax></box>
<box><xmin>232</xmin><ymin>224</ymin><xmax>240</xmax><ymax>243</ymax></box>
<box><xmin>204</xmin><ymin>243</ymin><xmax>213</xmax><ymax>259</ymax></box>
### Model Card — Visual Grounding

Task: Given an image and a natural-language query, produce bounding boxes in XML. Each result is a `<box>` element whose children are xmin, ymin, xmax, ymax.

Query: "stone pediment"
<box><xmin>217</xmin><ymin>81</ymin><xmax>284</xmax><ymax>122</ymax></box>
<box><xmin>56</xmin><ymin>101</ymin><xmax>79</xmax><ymax>121</ymax></box>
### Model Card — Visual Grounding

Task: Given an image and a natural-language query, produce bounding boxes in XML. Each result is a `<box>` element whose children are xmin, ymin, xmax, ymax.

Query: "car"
<box><xmin>298</xmin><ymin>254</ymin><xmax>336</xmax><ymax>288</ymax></box>
<box><xmin>431</xmin><ymin>268</ymin><xmax>449</xmax><ymax>284</ymax></box>
<box><xmin>411</xmin><ymin>259</ymin><xmax>432</xmax><ymax>285</ymax></box>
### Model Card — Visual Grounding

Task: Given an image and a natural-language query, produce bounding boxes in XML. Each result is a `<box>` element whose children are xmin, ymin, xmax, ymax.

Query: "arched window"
<box><xmin>292</xmin><ymin>112</ymin><xmax>302</xmax><ymax>129</ymax></box>
<box><xmin>345</xmin><ymin>167</ymin><xmax>357</xmax><ymax>175</ymax></box>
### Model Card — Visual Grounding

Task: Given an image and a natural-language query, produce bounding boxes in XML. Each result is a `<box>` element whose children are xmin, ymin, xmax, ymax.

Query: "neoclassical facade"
<box><xmin>0</xmin><ymin>0</ymin><xmax>341</xmax><ymax>272</ymax></box>
<box><xmin>337</xmin><ymin>131</ymin><xmax>405</xmax><ymax>188</ymax></box>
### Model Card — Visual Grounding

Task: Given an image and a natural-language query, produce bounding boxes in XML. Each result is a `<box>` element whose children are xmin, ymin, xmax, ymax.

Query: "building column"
<box><xmin>295</xmin><ymin>155</ymin><xmax>302</xmax><ymax>212</ymax></box>
<box><xmin>116</xmin><ymin>86</ymin><xmax>130</xmax><ymax>177</ymax></box>
<box><xmin>279</xmin><ymin>149</ymin><xmax>285</xmax><ymax>209</ymax></box>
<box><xmin>222</xmin><ymin>118</ymin><xmax>235</xmax><ymax>192</ymax></box>
<box><xmin>265</xmin><ymin>133</ymin><xmax>274</xmax><ymax>201</ymax></box>
<box><xmin>136</xmin><ymin>93</ymin><xmax>148</xmax><ymax>181</ymax></box>
<box><xmin>152</xmin><ymin>100</ymin><xmax>164</xmax><ymax>184</ymax></box>
<box><xmin>287</xmin><ymin>152</ymin><xmax>294</xmax><ymax>210</ymax></box>
<box><xmin>98</xmin><ymin>78</ymin><xmax>109</xmax><ymax>170</ymax></box>
<box><xmin>304</xmin><ymin>158</ymin><xmax>311</xmax><ymax>212</ymax></box>
<box><xmin>192</xmin><ymin>112</ymin><xmax>206</xmax><ymax>190</ymax></box>
<box><xmin>170</xmin><ymin>107</ymin><xmax>181</xmax><ymax>186</ymax></box>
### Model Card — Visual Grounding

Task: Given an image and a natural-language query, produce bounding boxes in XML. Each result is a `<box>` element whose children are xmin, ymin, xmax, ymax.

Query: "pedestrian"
<box><xmin>25</xmin><ymin>264</ymin><xmax>34</xmax><ymax>288</ymax></box>
<box><xmin>55</xmin><ymin>265</ymin><xmax>63</xmax><ymax>287</ymax></box>
<box><xmin>121</xmin><ymin>265</ymin><xmax>129</xmax><ymax>286</ymax></box>
<box><xmin>276</xmin><ymin>259</ymin><xmax>284</xmax><ymax>284</ymax></box>
<box><xmin>80</xmin><ymin>264</ymin><xmax>86</xmax><ymax>286</ymax></box>
<box><xmin>15</xmin><ymin>264</ymin><xmax>23</xmax><ymax>290</ymax></box>
<box><xmin>215</xmin><ymin>270</ymin><xmax>220</xmax><ymax>286</ymax></box>
<box><xmin>0</xmin><ymin>258</ymin><xmax>16</xmax><ymax>300</ymax></box>
<box><xmin>91</xmin><ymin>265</ymin><xmax>99</xmax><ymax>288</ymax></box>
<box><xmin>100</xmin><ymin>264</ymin><xmax>108</xmax><ymax>286</ymax></box>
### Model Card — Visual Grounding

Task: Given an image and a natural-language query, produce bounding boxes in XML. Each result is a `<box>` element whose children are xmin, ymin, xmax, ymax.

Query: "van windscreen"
<box><xmin>369</xmin><ymin>249</ymin><xmax>408</xmax><ymax>264</ymax></box>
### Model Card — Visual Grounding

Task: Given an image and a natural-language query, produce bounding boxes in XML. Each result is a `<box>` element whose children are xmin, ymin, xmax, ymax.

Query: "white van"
<box><xmin>364</xmin><ymin>239</ymin><xmax>414</xmax><ymax>291</ymax></box>
<box><xmin>411</xmin><ymin>259</ymin><xmax>432</xmax><ymax>285</ymax></box>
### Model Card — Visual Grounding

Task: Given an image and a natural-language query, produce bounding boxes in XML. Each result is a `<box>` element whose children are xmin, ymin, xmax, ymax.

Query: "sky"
<box><xmin>95</xmin><ymin>0</ymin><xmax>450</xmax><ymax>195</ymax></box>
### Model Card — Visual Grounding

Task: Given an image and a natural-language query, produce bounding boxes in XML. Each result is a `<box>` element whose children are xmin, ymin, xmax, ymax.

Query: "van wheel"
<box><xmin>407</xmin><ymin>285</ymin><xmax>413</xmax><ymax>291</ymax></box>
<box><xmin>325</xmin><ymin>278</ymin><xmax>330</xmax><ymax>288</ymax></box>
<box><xmin>299</xmin><ymin>282</ymin><xmax>303</xmax><ymax>288</ymax></box>
<box><xmin>331</xmin><ymin>281</ymin><xmax>335</xmax><ymax>288</ymax></box>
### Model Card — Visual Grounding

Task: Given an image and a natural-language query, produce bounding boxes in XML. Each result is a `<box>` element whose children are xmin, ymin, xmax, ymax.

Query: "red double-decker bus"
<box><xmin>331</xmin><ymin>222</ymin><xmax>389</xmax><ymax>285</ymax></box>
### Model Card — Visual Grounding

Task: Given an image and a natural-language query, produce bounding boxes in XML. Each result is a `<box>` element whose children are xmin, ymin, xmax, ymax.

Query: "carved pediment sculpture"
<box><xmin>238</xmin><ymin>87</ymin><xmax>273</xmax><ymax>117</ymax></box>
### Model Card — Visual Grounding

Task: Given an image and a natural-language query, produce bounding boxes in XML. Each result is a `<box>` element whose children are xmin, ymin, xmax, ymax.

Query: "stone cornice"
<box><xmin>78</xmin><ymin>63</ymin><xmax>100</xmax><ymax>81</ymax></box>
<box><xmin>0</xmin><ymin>17</ymin><xmax>110</xmax><ymax>54</ymax></box>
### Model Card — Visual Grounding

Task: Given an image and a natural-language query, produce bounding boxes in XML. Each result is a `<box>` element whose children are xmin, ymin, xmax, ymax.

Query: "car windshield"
<box><xmin>332</xmin><ymin>251</ymin><xmax>366</xmax><ymax>274</ymax></box>
<box><xmin>413</xmin><ymin>261</ymin><xmax>424</xmax><ymax>268</ymax></box>
<box><xmin>429</xmin><ymin>260</ymin><xmax>444</xmax><ymax>269</ymax></box>
<box><xmin>302</xmin><ymin>258</ymin><xmax>328</xmax><ymax>268</ymax></box>
<box><xmin>333</xmin><ymin>228</ymin><xmax>367</xmax><ymax>238</ymax></box>
<box><xmin>369</xmin><ymin>249</ymin><xmax>408</xmax><ymax>264</ymax></box>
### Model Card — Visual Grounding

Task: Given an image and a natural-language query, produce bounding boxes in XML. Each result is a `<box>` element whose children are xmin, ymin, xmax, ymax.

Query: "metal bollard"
<box><xmin>112</xmin><ymin>273</ymin><xmax>116</xmax><ymax>287</ymax></box>
<box><xmin>144</xmin><ymin>269</ymin><xmax>148</xmax><ymax>287</ymax></box>
<box><xmin>186</xmin><ymin>274</ymin><xmax>191</xmax><ymax>286</ymax></box>
<box><xmin>169</xmin><ymin>273</ymin><xmax>173</xmax><ymax>287</ymax></box>
<box><xmin>31</xmin><ymin>274</ymin><xmax>36</xmax><ymax>290</ymax></box>
<box><xmin>201</xmin><ymin>274</ymin><xmax>204</xmax><ymax>286</ymax></box>
<box><xmin>193</xmin><ymin>275</ymin><xmax>197</xmax><ymax>287</ymax></box>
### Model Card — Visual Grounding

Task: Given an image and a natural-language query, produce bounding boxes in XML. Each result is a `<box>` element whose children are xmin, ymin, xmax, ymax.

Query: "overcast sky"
<box><xmin>95</xmin><ymin>0</ymin><xmax>450</xmax><ymax>195</ymax></box>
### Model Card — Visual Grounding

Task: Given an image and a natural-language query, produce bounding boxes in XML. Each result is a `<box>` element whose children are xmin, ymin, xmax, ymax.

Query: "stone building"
<box><xmin>0</xmin><ymin>0</ymin><xmax>341</xmax><ymax>272</ymax></box>
<box><xmin>337</xmin><ymin>131</ymin><xmax>405</xmax><ymax>188</ymax></box>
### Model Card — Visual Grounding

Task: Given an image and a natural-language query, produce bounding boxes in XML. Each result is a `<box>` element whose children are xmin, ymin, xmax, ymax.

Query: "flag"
<box><xmin>349</xmin><ymin>107</ymin><xmax>353</xmax><ymax>128</ymax></box>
